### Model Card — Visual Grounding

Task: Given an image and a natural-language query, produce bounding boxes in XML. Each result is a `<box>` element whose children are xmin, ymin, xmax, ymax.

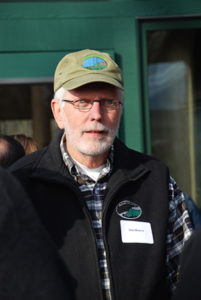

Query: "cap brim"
<box><xmin>61</xmin><ymin>73</ymin><xmax>124</xmax><ymax>90</ymax></box>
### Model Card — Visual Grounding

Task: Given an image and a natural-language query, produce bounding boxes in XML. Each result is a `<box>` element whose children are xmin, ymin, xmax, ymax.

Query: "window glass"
<box><xmin>0</xmin><ymin>83</ymin><xmax>57</xmax><ymax>148</ymax></box>
<box><xmin>147</xmin><ymin>29</ymin><xmax>201</xmax><ymax>206</ymax></box>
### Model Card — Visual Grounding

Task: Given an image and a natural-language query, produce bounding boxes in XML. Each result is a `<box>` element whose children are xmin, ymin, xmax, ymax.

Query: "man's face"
<box><xmin>52</xmin><ymin>83</ymin><xmax>123</xmax><ymax>163</ymax></box>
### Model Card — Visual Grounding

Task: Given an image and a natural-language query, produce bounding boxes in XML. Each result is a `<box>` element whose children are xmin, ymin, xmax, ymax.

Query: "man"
<box><xmin>0</xmin><ymin>166</ymin><xmax>71</xmax><ymax>300</ymax></box>
<box><xmin>10</xmin><ymin>49</ymin><xmax>193</xmax><ymax>300</ymax></box>
<box><xmin>0</xmin><ymin>134</ymin><xmax>25</xmax><ymax>167</ymax></box>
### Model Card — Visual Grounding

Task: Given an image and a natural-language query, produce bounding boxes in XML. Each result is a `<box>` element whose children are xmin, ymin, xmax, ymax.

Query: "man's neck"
<box><xmin>69</xmin><ymin>150</ymin><xmax>108</xmax><ymax>169</ymax></box>
<box><xmin>65</xmin><ymin>143</ymin><xmax>108</xmax><ymax>169</ymax></box>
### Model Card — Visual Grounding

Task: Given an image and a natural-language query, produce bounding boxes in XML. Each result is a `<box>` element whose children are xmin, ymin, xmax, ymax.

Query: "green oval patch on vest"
<box><xmin>116</xmin><ymin>201</ymin><xmax>142</xmax><ymax>220</ymax></box>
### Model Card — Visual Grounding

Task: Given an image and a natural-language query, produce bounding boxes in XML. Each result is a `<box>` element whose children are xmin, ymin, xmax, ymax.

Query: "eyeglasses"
<box><xmin>62</xmin><ymin>99</ymin><xmax>122</xmax><ymax>111</ymax></box>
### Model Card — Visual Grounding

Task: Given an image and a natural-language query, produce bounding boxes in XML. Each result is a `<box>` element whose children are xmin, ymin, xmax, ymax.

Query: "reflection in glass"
<box><xmin>0</xmin><ymin>83</ymin><xmax>57</xmax><ymax>148</ymax></box>
<box><xmin>148</xmin><ymin>61</ymin><xmax>195</xmax><ymax>200</ymax></box>
<box><xmin>147</xmin><ymin>29</ymin><xmax>201</xmax><ymax>205</ymax></box>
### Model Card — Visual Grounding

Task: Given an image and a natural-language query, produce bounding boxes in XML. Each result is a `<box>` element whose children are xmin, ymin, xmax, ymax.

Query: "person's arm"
<box><xmin>166</xmin><ymin>176</ymin><xmax>193</xmax><ymax>292</ymax></box>
<box><xmin>172</xmin><ymin>227</ymin><xmax>201</xmax><ymax>300</ymax></box>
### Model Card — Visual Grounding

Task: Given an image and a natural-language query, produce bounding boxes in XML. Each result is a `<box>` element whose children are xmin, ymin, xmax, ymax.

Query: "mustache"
<box><xmin>82</xmin><ymin>124</ymin><xmax>109</xmax><ymax>132</ymax></box>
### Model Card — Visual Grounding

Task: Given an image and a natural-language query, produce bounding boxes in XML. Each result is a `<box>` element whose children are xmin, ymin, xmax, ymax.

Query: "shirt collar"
<box><xmin>60</xmin><ymin>133</ymin><xmax>113</xmax><ymax>183</ymax></box>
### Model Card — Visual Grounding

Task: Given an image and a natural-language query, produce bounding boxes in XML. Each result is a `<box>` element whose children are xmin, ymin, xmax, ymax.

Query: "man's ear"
<box><xmin>51</xmin><ymin>99</ymin><xmax>64</xmax><ymax>129</ymax></box>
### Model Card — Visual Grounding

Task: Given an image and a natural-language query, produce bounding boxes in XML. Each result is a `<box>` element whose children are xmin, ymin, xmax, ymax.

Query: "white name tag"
<box><xmin>120</xmin><ymin>220</ymin><xmax>154</xmax><ymax>244</ymax></box>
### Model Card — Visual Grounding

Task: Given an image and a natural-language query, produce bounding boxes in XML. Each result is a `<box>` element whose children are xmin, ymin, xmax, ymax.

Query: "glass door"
<box><xmin>141</xmin><ymin>20</ymin><xmax>201</xmax><ymax>207</ymax></box>
<box><xmin>0</xmin><ymin>51</ymin><xmax>67</xmax><ymax>147</ymax></box>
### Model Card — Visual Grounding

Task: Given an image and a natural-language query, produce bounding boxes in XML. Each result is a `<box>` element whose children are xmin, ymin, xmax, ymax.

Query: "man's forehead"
<box><xmin>64</xmin><ymin>83</ymin><xmax>121</xmax><ymax>100</ymax></box>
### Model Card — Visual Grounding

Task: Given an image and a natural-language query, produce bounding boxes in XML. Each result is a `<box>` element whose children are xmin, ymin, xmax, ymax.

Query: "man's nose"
<box><xmin>89</xmin><ymin>101</ymin><xmax>102</xmax><ymax>120</ymax></box>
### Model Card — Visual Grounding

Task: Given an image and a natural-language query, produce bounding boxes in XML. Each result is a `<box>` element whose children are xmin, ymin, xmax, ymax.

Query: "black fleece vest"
<box><xmin>10</xmin><ymin>132</ymin><xmax>171</xmax><ymax>300</ymax></box>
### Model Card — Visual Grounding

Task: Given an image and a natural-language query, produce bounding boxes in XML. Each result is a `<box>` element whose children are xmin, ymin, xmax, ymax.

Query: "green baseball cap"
<box><xmin>54</xmin><ymin>49</ymin><xmax>124</xmax><ymax>92</ymax></box>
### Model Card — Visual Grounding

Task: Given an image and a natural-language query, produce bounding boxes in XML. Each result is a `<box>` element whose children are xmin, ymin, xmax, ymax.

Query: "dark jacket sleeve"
<box><xmin>0</xmin><ymin>167</ymin><xmax>73</xmax><ymax>300</ymax></box>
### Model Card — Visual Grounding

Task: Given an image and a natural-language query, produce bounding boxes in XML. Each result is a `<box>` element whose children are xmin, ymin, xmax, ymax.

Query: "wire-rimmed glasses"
<box><xmin>62</xmin><ymin>98</ymin><xmax>122</xmax><ymax>111</ymax></box>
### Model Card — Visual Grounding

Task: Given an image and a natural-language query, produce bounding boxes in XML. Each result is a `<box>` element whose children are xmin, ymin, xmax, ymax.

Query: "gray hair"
<box><xmin>54</xmin><ymin>87</ymin><xmax>67</xmax><ymax>102</ymax></box>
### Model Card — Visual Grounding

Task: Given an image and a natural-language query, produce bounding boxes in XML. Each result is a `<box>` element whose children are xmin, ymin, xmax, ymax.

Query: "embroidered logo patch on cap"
<box><xmin>116</xmin><ymin>201</ymin><xmax>142</xmax><ymax>220</ymax></box>
<box><xmin>82</xmin><ymin>55</ymin><xmax>107</xmax><ymax>70</ymax></box>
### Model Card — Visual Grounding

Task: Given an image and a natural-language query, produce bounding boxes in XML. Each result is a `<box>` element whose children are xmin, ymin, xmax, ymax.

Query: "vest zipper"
<box><xmin>102</xmin><ymin>179</ymin><xmax>138</xmax><ymax>300</ymax></box>
<box><xmin>67</xmin><ymin>180</ymin><xmax>105</xmax><ymax>300</ymax></box>
<box><xmin>82</xmin><ymin>205</ymin><xmax>105</xmax><ymax>300</ymax></box>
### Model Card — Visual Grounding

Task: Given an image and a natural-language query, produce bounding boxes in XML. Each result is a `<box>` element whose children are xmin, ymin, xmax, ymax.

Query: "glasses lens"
<box><xmin>103</xmin><ymin>99</ymin><xmax>119</xmax><ymax>110</ymax></box>
<box><xmin>74</xmin><ymin>99</ymin><xmax>91</xmax><ymax>110</ymax></box>
<box><xmin>73</xmin><ymin>99</ymin><xmax>120</xmax><ymax>111</ymax></box>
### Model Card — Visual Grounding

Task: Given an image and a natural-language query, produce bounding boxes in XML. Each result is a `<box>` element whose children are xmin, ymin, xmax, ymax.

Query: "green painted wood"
<box><xmin>0</xmin><ymin>18</ymin><xmax>115</xmax><ymax>52</ymax></box>
<box><xmin>140</xmin><ymin>23</ymin><xmax>151</xmax><ymax>155</ymax></box>
<box><xmin>1</xmin><ymin>1</ymin><xmax>201</xmax><ymax>19</ymax></box>
<box><xmin>112</xmin><ymin>18</ymin><xmax>144</xmax><ymax>151</ymax></box>
<box><xmin>0</xmin><ymin>52</ymin><xmax>66</xmax><ymax>78</ymax></box>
